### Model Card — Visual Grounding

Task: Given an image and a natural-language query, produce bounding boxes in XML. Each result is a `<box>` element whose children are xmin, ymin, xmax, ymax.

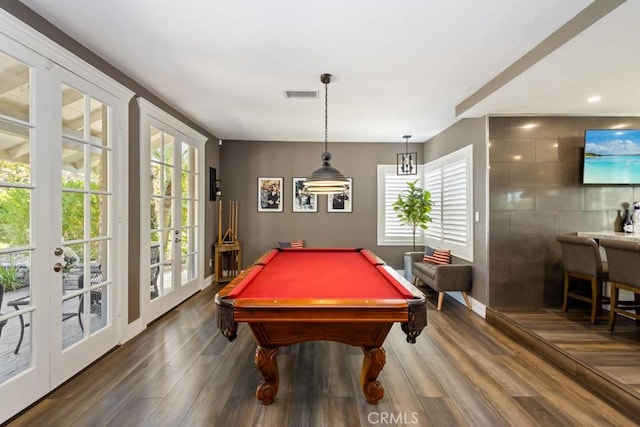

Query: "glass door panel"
<box><xmin>50</xmin><ymin>66</ymin><xmax>118</xmax><ymax>389</ymax></box>
<box><xmin>0</xmin><ymin>39</ymin><xmax>51</xmax><ymax>423</ymax></box>
<box><xmin>0</xmin><ymin>51</ymin><xmax>36</xmax><ymax>385</ymax></box>
<box><xmin>59</xmin><ymin>81</ymin><xmax>112</xmax><ymax>350</ymax></box>
<box><xmin>150</xmin><ymin>129</ymin><xmax>176</xmax><ymax>300</ymax></box>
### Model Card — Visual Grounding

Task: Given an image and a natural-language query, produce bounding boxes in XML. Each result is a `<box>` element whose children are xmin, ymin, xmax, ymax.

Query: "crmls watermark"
<box><xmin>367</xmin><ymin>412</ymin><xmax>420</xmax><ymax>425</ymax></box>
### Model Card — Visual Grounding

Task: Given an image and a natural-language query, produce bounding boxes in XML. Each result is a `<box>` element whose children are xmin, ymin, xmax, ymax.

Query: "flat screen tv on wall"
<box><xmin>583</xmin><ymin>129</ymin><xmax>640</xmax><ymax>184</ymax></box>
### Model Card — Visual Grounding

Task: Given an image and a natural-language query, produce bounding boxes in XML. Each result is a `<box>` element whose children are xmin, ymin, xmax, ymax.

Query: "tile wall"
<box><xmin>488</xmin><ymin>116</ymin><xmax>640</xmax><ymax>308</ymax></box>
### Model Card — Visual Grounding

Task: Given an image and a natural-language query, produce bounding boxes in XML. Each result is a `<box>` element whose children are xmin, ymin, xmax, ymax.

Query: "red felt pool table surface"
<box><xmin>226</xmin><ymin>248</ymin><xmax>414</xmax><ymax>300</ymax></box>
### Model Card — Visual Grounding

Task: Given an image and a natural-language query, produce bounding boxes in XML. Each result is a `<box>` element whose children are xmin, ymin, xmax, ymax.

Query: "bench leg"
<box><xmin>437</xmin><ymin>292</ymin><xmax>445</xmax><ymax>311</ymax></box>
<box><xmin>462</xmin><ymin>292</ymin><xmax>472</xmax><ymax>311</ymax></box>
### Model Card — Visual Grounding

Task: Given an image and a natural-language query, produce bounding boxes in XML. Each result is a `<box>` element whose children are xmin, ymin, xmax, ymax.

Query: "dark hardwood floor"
<box><xmin>6</xmin><ymin>286</ymin><xmax>639</xmax><ymax>427</ymax></box>
<box><xmin>487</xmin><ymin>304</ymin><xmax>640</xmax><ymax>422</ymax></box>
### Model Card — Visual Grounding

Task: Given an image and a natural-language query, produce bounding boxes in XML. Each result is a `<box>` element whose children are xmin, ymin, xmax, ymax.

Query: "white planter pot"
<box><xmin>403</xmin><ymin>251</ymin><xmax>422</xmax><ymax>282</ymax></box>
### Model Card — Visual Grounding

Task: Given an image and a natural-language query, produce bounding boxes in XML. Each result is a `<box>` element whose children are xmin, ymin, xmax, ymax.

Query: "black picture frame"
<box><xmin>327</xmin><ymin>177</ymin><xmax>353</xmax><ymax>213</ymax></box>
<box><xmin>209</xmin><ymin>167</ymin><xmax>217</xmax><ymax>201</ymax></box>
<box><xmin>258</xmin><ymin>177</ymin><xmax>284</xmax><ymax>212</ymax></box>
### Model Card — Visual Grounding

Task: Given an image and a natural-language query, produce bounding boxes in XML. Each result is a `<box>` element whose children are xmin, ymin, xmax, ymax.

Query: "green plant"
<box><xmin>392</xmin><ymin>179</ymin><xmax>433</xmax><ymax>252</ymax></box>
<box><xmin>0</xmin><ymin>262</ymin><xmax>20</xmax><ymax>292</ymax></box>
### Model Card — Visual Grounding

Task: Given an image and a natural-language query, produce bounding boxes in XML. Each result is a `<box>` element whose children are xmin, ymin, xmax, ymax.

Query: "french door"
<box><xmin>48</xmin><ymin>66</ymin><xmax>122</xmax><ymax>386</ymax></box>
<box><xmin>0</xmin><ymin>20</ymin><xmax>131</xmax><ymax>423</ymax></box>
<box><xmin>139</xmin><ymin>98</ymin><xmax>205</xmax><ymax>323</ymax></box>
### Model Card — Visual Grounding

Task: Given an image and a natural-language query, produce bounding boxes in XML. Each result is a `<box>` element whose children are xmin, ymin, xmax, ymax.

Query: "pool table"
<box><xmin>215</xmin><ymin>247</ymin><xmax>427</xmax><ymax>405</ymax></box>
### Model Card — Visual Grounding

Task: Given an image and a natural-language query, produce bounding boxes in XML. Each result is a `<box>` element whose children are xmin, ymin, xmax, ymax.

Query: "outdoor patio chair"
<box><xmin>77</xmin><ymin>265</ymin><xmax>104</xmax><ymax>332</ymax></box>
<box><xmin>0</xmin><ymin>284</ymin><xmax>8</xmax><ymax>340</ymax></box>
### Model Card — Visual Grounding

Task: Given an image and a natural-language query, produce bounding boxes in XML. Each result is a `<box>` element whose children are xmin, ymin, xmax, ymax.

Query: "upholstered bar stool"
<box><xmin>599</xmin><ymin>238</ymin><xmax>640</xmax><ymax>332</ymax></box>
<box><xmin>556</xmin><ymin>235</ymin><xmax>608</xmax><ymax>324</ymax></box>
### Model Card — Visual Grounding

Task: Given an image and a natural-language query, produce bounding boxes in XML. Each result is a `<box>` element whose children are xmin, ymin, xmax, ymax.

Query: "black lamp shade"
<box><xmin>305</xmin><ymin>151</ymin><xmax>349</xmax><ymax>194</ymax></box>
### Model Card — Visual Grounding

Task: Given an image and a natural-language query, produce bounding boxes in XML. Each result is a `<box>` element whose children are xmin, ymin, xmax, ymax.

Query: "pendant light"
<box><xmin>304</xmin><ymin>73</ymin><xmax>349</xmax><ymax>194</ymax></box>
<box><xmin>397</xmin><ymin>134</ymin><xmax>417</xmax><ymax>175</ymax></box>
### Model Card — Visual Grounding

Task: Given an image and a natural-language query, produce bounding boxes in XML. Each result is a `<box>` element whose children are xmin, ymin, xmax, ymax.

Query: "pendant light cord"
<box><xmin>403</xmin><ymin>135</ymin><xmax>411</xmax><ymax>155</ymax></box>
<box><xmin>324</xmin><ymin>79</ymin><xmax>329</xmax><ymax>153</ymax></box>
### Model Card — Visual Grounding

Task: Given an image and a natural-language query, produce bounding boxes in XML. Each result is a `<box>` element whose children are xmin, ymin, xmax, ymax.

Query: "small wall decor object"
<box><xmin>290</xmin><ymin>240</ymin><xmax>304</xmax><ymax>248</ymax></box>
<box><xmin>327</xmin><ymin>177</ymin><xmax>353</xmax><ymax>213</ymax></box>
<box><xmin>258</xmin><ymin>177</ymin><xmax>283</xmax><ymax>212</ymax></box>
<box><xmin>292</xmin><ymin>178</ymin><xmax>317</xmax><ymax>212</ymax></box>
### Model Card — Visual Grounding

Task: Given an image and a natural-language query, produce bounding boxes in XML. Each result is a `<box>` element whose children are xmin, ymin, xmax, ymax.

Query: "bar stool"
<box><xmin>599</xmin><ymin>238</ymin><xmax>640</xmax><ymax>332</ymax></box>
<box><xmin>556</xmin><ymin>235</ymin><xmax>608</xmax><ymax>323</ymax></box>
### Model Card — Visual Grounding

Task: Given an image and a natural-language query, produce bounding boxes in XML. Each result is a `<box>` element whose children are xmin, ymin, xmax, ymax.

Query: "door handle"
<box><xmin>53</xmin><ymin>262</ymin><xmax>63</xmax><ymax>272</ymax></box>
<box><xmin>54</xmin><ymin>247</ymin><xmax>64</xmax><ymax>256</ymax></box>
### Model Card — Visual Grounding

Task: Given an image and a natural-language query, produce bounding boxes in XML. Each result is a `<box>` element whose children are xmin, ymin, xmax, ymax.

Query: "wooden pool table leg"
<box><xmin>255</xmin><ymin>345</ymin><xmax>279</xmax><ymax>405</ymax></box>
<box><xmin>360</xmin><ymin>346</ymin><xmax>386</xmax><ymax>404</ymax></box>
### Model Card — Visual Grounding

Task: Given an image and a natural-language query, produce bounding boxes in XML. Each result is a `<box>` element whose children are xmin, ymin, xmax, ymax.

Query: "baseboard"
<box><xmin>448</xmin><ymin>292</ymin><xmax>486</xmax><ymax>318</ymax></box>
<box><xmin>124</xmin><ymin>318</ymin><xmax>145</xmax><ymax>343</ymax></box>
<box><xmin>202</xmin><ymin>274</ymin><xmax>213</xmax><ymax>289</ymax></box>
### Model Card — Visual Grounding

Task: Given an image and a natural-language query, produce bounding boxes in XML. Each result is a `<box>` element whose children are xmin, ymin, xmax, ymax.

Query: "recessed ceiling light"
<box><xmin>587</xmin><ymin>95</ymin><xmax>602</xmax><ymax>103</ymax></box>
<box><xmin>522</xmin><ymin>123</ymin><xmax>537</xmax><ymax>129</ymax></box>
<box><xmin>513</xmin><ymin>155</ymin><xmax>522</xmax><ymax>161</ymax></box>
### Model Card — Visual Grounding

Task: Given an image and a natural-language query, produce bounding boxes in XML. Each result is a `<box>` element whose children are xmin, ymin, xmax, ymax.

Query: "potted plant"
<box><xmin>392</xmin><ymin>179</ymin><xmax>433</xmax><ymax>280</ymax></box>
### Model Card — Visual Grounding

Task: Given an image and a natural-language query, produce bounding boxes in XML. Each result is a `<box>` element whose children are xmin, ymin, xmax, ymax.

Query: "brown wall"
<box><xmin>424</xmin><ymin>118</ymin><xmax>489</xmax><ymax>306</ymax></box>
<box><xmin>219</xmin><ymin>140</ymin><xmax>424</xmax><ymax>269</ymax></box>
<box><xmin>489</xmin><ymin>116</ymin><xmax>640</xmax><ymax>308</ymax></box>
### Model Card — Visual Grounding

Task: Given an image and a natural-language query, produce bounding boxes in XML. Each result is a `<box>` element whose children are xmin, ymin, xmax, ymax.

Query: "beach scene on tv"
<box><xmin>583</xmin><ymin>129</ymin><xmax>640</xmax><ymax>184</ymax></box>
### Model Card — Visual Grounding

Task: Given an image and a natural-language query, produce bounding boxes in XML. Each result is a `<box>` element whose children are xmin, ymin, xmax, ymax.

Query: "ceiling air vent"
<box><xmin>285</xmin><ymin>90</ymin><xmax>317</xmax><ymax>98</ymax></box>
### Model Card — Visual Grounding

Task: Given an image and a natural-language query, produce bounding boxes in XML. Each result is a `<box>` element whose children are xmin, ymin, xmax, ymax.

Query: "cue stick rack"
<box><xmin>214</xmin><ymin>200</ymin><xmax>242</xmax><ymax>284</ymax></box>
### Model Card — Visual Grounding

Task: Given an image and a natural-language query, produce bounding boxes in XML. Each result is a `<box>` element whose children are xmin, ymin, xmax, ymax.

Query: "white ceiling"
<box><xmin>17</xmin><ymin>0</ymin><xmax>640</xmax><ymax>143</ymax></box>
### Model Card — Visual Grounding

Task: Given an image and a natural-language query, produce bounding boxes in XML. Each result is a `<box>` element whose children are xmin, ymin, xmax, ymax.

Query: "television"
<box><xmin>582</xmin><ymin>129</ymin><xmax>640</xmax><ymax>184</ymax></box>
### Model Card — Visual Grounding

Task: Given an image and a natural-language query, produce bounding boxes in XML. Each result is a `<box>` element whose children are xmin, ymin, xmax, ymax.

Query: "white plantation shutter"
<box><xmin>423</xmin><ymin>145</ymin><xmax>473</xmax><ymax>261</ymax></box>
<box><xmin>424</xmin><ymin>167</ymin><xmax>441</xmax><ymax>241</ymax></box>
<box><xmin>442</xmin><ymin>159</ymin><xmax>467</xmax><ymax>245</ymax></box>
<box><xmin>377</xmin><ymin>165</ymin><xmax>423</xmax><ymax>245</ymax></box>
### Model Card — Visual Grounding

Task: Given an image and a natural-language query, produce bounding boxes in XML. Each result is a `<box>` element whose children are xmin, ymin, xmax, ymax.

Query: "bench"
<box><xmin>410</xmin><ymin>252</ymin><xmax>472</xmax><ymax>311</ymax></box>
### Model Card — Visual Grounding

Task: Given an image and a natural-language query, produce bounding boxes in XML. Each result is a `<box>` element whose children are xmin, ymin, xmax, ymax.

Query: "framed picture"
<box><xmin>327</xmin><ymin>177</ymin><xmax>352</xmax><ymax>213</ymax></box>
<box><xmin>292</xmin><ymin>177</ymin><xmax>317</xmax><ymax>212</ymax></box>
<box><xmin>258</xmin><ymin>177</ymin><xmax>283</xmax><ymax>212</ymax></box>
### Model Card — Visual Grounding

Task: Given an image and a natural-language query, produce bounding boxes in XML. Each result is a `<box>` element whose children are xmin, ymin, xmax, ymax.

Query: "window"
<box><xmin>378</xmin><ymin>145</ymin><xmax>473</xmax><ymax>261</ymax></box>
<box><xmin>424</xmin><ymin>145</ymin><xmax>473</xmax><ymax>261</ymax></box>
<box><xmin>377</xmin><ymin>165</ymin><xmax>423</xmax><ymax>245</ymax></box>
